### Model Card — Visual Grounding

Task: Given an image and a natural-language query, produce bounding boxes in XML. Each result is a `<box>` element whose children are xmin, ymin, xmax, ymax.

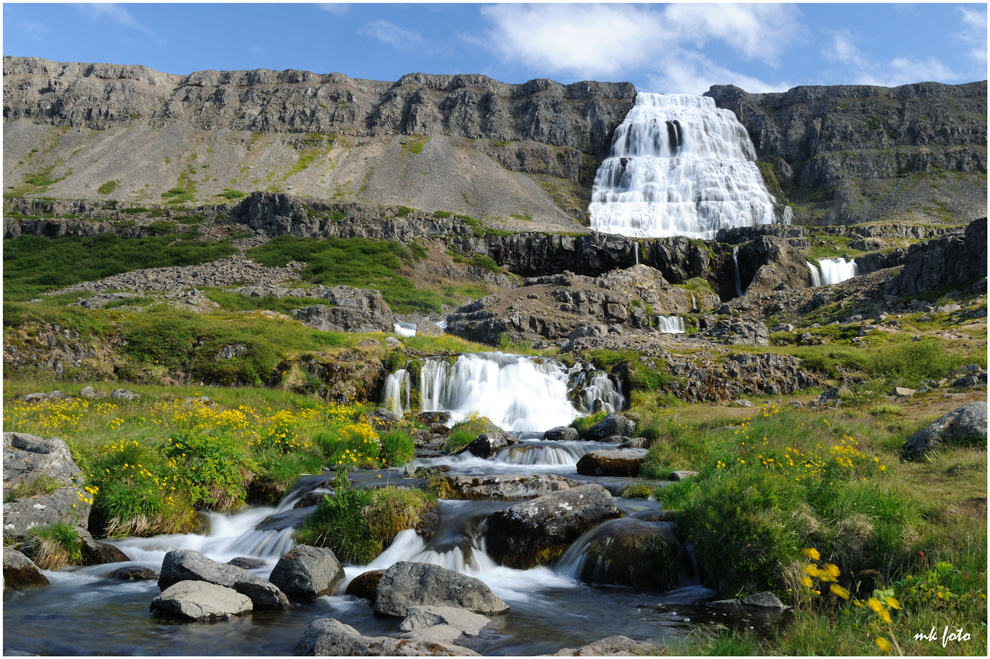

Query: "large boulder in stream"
<box><xmin>564</xmin><ymin>518</ymin><xmax>692</xmax><ymax>590</ymax></box>
<box><xmin>158</xmin><ymin>549</ymin><xmax>290</xmax><ymax>609</ymax></box>
<box><xmin>465</xmin><ymin>433</ymin><xmax>515</xmax><ymax>459</ymax></box>
<box><xmin>580</xmin><ymin>414</ymin><xmax>636</xmax><ymax>441</ymax></box>
<box><xmin>151</xmin><ymin>581</ymin><xmax>253</xmax><ymax>621</ymax></box>
<box><xmin>483</xmin><ymin>484</ymin><xmax>621</xmax><ymax>569</ymax></box>
<box><xmin>295</xmin><ymin>618</ymin><xmax>478</xmax><ymax>656</ymax></box>
<box><xmin>269</xmin><ymin>545</ymin><xmax>343</xmax><ymax>601</ymax></box>
<box><xmin>399</xmin><ymin>605</ymin><xmax>492</xmax><ymax>643</ymax></box>
<box><xmin>576</xmin><ymin>449</ymin><xmax>647</xmax><ymax>477</ymax></box>
<box><xmin>441</xmin><ymin>474</ymin><xmax>580</xmax><ymax>501</ymax></box>
<box><xmin>3</xmin><ymin>547</ymin><xmax>49</xmax><ymax>589</ymax></box>
<box><xmin>374</xmin><ymin>561</ymin><xmax>509</xmax><ymax>618</ymax></box>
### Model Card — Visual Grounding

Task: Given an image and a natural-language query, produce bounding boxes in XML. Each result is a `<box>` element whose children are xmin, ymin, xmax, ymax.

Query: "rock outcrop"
<box><xmin>439</xmin><ymin>474</ymin><xmax>579</xmax><ymax>501</ymax></box>
<box><xmin>3</xmin><ymin>547</ymin><xmax>50</xmax><ymax>589</ymax></box>
<box><xmin>151</xmin><ymin>581</ymin><xmax>253</xmax><ymax>621</ymax></box>
<box><xmin>886</xmin><ymin>218</ymin><xmax>987</xmax><ymax>297</ymax></box>
<box><xmin>295</xmin><ymin>618</ymin><xmax>478</xmax><ymax>656</ymax></box>
<box><xmin>374</xmin><ymin>562</ymin><xmax>509</xmax><ymax>618</ymax></box>
<box><xmin>269</xmin><ymin>545</ymin><xmax>344</xmax><ymax>601</ymax></box>
<box><xmin>707</xmin><ymin>81</ymin><xmax>987</xmax><ymax>225</ymax></box>
<box><xmin>158</xmin><ymin>549</ymin><xmax>291</xmax><ymax>609</ymax></box>
<box><xmin>482</xmin><ymin>484</ymin><xmax>621</xmax><ymax>569</ymax></box>
<box><xmin>902</xmin><ymin>402</ymin><xmax>988</xmax><ymax>459</ymax></box>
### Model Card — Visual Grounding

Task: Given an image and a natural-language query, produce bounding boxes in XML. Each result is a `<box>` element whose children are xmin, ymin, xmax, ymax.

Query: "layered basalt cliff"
<box><xmin>707</xmin><ymin>81</ymin><xmax>988</xmax><ymax>225</ymax></box>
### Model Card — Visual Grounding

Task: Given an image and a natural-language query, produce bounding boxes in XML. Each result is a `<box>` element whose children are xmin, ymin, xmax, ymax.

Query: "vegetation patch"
<box><xmin>97</xmin><ymin>180</ymin><xmax>118</xmax><ymax>195</ymax></box>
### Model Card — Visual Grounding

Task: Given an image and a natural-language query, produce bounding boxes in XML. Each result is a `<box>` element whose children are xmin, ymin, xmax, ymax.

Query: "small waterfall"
<box><xmin>589</xmin><ymin>93</ymin><xmax>790</xmax><ymax>239</ymax></box>
<box><xmin>419</xmin><ymin>353</ymin><xmax>624</xmax><ymax>432</ymax></box>
<box><xmin>634</xmin><ymin>241</ymin><xmax>639</xmax><ymax>265</ymax></box>
<box><xmin>393</xmin><ymin>322</ymin><xmax>417</xmax><ymax>337</ymax></box>
<box><xmin>656</xmin><ymin>315</ymin><xmax>686</xmax><ymax>334</ymax></box>
<box><xmin>382</xmin><ymin>368</ymin><xmax>411</xmax><ymax>416</ymax></box>
<box><xmin>819</xmin><ymin>257</ymin><xmax>859</xmax><ymax>285</ymax></box>
<box><xmin>807</xmin><ymin>261</ymin><xmax>822</xmax><ymax>287</ymax></box>
<box><xmin>691</xmin><ymin>293</ymin><xmax>697</xmax><ymax>311</ymax></box>
<box><xmin>732</xmin><ymin>246</ymin><xmax>744</xmax><ymax>297</ymax></box>
<box><xmin>495</xmin><ymin>441</ymin><xmax>588</xmax><ymax>467</ymax></box>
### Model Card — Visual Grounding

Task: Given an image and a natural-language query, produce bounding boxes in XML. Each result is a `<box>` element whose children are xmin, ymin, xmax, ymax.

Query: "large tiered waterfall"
<box><xmin>589</xmin><ymin>93</ymin><xmax>791</xmax><ymax>239</ymax></box>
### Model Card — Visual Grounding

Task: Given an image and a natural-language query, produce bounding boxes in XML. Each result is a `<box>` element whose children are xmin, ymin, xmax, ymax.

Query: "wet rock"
<box><xmin>902</xmin><ymin>402</ymin><xmax>988</xmax><ymax>459</ymax></box>
<box><xmin>576</xmin><ymin>449</ymin><xmax>647</xmax><ymax>477</ymax></box>
<box><xmin>158</xmin><ymin>549</ymin><xmax>290</xmax><ymax>609</ymax></box>
<box><xmin>483</xmin><ymin>484</ymin><xmax>621</xmax><ymax>569</ymax></box>
<box><xmin>581</xmin><ymin>413</ymin><xmax>636</xmax><ymax>441</ymax></box>
<box><xmin>465</xmin><ymin>433</ymin><xmax>515</xmax><ymax>459</ymax></box>
<box><xmin>3</xmin><ymin>547</ymin><xmax>49</xmax><ymax>589</ymax></box>
<box><xmin>441</xmin><ymin>474</ymin><xmax>579</xmax><ymax>501</ymax></box>
<box><xmin>374</xmin><ymin>562</ymin><xmax>509</xmax><ymax>618</ymax></box>
<box><xmin>151</xmin><ymin>581</ymin><xmax>253</xmax><ymax>621</ymax></box>
<box><xmin>227</xmin><ymin>557</ymin><xmax>267</xmax><ymax>569</ymax></box>
<box><xmin>345</xmin><ymin>569</ymin><xmax>385</xmax><ymax>602</ymax></box>
<box><xmin>295</xmin><ymin>618</ymin><xmax>478</xmax><ymax>656</ymax></box>
<box><xmin>269</xmin><ymin>545</ymin><xmax>343</xmax><ymax>601</ymax></box>
<box><xmin>77</xmin><ymin>526</ymin><xmax>130</xmax><ymax>565</ymax></box>
<box><xmin>106</xmin><ymin>565</ymin><xmax>159</xmax><ymax>581</ymax></box>
<box><xmin>555</xmin><ymin>635</ymin><xmax>660</xmax><ymax>656</ymax></box>
<box><xmin>399</xmin><ymin>605</ymin><xmax>491</xmax><ymax>643</ymax></box>
<box><xmin>709</xmin><ymin>591</ymin><xmax>787</xmax><ymax>612</ymax></box>
<box><xmin>566</xmin><ymin>518</ymin><xmax>691</xmax><ymax>590</ymax></box>
<box><xmin>544</xmin><ymin>426</ymin><xmax>579</xmax><ymax>442</ymax></box>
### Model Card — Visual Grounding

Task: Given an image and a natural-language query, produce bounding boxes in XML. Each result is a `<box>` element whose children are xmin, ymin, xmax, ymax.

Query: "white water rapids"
<box><xmin>589</xmin><ymin>93</ymin><xmax>791</xmax><ymax>239</ymax></box>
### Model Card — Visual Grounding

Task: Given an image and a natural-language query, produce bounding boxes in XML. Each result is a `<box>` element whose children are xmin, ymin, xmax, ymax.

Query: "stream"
<box><xmin>3</xmin><ymin>353</ymin><xmax>781</xmax><ymax>655</ymax></box>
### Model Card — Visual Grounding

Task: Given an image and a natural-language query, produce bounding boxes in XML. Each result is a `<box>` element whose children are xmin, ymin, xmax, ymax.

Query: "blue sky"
<box><xmin>3</xmin><ymin>3</ymin><xmax>987</xmax><ymax>93</ymax></box>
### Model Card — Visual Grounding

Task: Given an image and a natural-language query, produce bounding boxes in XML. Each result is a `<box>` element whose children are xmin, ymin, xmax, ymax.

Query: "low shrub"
<box><xmin>25</xmin><ymin>523</ymin><xmax>83</xmax><ymax>570</ymax></box>
<box><xmin>379</xmin><ymin>429</ymin><xmax>415</xmax><ymax>466</ymax></box>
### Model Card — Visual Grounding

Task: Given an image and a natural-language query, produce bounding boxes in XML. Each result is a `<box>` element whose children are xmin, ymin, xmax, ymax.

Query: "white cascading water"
<box><xmin>382</xmin><ymin>368</ymin><xmax>411</xmax><ymax>416</ymax></box>
<box><xmin>418</xmin><ymin>353</ymin><xmax>623</xmax><ymax>432</ymax></box>
<box><xmin>656</xmin><ymin>315</ymin><xmax>686</xmax><ymax>334</ymax></box>
<box><xmin>819</xmin><ymin>257</ymin><xmax>859</xmax><ymax>285</ymax></box>
<box><xmin>589</xmin><ymin>93</ymin><xmax>791</xmax><ymax>239</ymax></box>
<box><xmin>732</xmin><ymin>246</ymin><xmax>744</xmax><ymax>297</ymax></box>
<box><xmin>393</xmin><ymin>322</ymin><xmax>417</xmax><ymax>337</ymax></box>
<box><xmin>807</xmin><ymin>261</ymin><xmax>822</xmax><ymax>287</ymax></box>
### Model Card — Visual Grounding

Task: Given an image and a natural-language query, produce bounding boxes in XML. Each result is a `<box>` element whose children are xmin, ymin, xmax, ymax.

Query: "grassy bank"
<box><xmin>2</xmin><ymin>384</ymin><xmax>415</xmax><ymax>538</ymax></box>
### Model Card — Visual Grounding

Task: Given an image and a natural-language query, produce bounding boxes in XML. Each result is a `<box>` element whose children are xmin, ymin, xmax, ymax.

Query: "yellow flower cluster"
<box><xmin>3</xmin><ymin>398</ymin><xmax>88</xmax><ymax>435</ymax></box>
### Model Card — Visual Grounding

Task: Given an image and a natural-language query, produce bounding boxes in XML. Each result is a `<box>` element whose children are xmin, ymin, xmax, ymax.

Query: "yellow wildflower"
<box><xmin>830</xmin><ymin>583</ymin><xmax>850</xmax><ymax>599</ymax></box>
<box><xmin>802</xmin><ymin>547</ymin><xmax>820</xmax><ymax>560</ymax></box>
<box><xmin>885</xmin><ymin>596</ymin><xmax>900</xmax><ymax>610</ymax></box>
<box><xmin>875</xmin><ymin>637</ymin><xmax>892</xmax><ymax>654</ymax></box>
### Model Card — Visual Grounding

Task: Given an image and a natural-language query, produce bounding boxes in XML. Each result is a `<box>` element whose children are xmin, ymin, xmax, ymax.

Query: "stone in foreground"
<box><xmin>483</xmin><ymin>484</ymin><xmax>621</xmax><ymax>569</ymax></box>
<box><xmin>158</xmin><ymin>549</ymin><xmax>290</xmax><ymax>609</ymax></box>
<box><xmin>555</xmin><ymin>635</ymin><xmax>660</xmax><ymax>656</ymax></box>
<box><xmin>294</xmin><ymin>618</ymin><xmax>478</xmax><ymax>656</ymax></box>
<box><xmin>3</xmin><ymin>547</ymin><xmax>49</xmax><ymax>589</ymax></box>
<box><xmin>440</xmin><ymin>473</ymin><xmax>579</xmax><ymax>501</ymax></box>
<box><xmin>902</xmin><ymin>402</ymin><xmax>987</xmax><ymax>459</ymax></box>
<box><xmin>269</xmin><ymin>545</ymin><xmax>343</xmax><ymax>601</ymax></box>
<box><xmin>151</xmin><ymin>581</ymin><xmax>253</xmax><ymax>621</ymax></box>
<box><xmin>399</xmin><ymin>605</ymin><xmax>492</xmax><ymax>643</ymax></box>
<box><xmin>576</xmin><ymin>449</ymin><xmax>647</xmax><ymax>477</ymax></box>
<box><xmin>374</xmin><ymin>562</ymin><xmax>509</xmax><ymax>618</ymax></box>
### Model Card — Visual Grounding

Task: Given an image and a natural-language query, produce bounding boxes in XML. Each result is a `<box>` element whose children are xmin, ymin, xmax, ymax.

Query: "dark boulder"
<box><xmin>269</xmin><ymin>545</ymin><xmax>344</xmax><ymax>601</ymax></box>
<box><xmin>374</xmin><ymin>562</ymin><xmax>509</xmax><ymax>618</ymax></box>
<box><xmin>483</xmin><ymin>484</ymin><xmax>621</xmax><ymax>569</ymax></box>
<box><xmin>580</xmin><ymin>414</ymin><xmax>636</xmax><ymax>441</ymax></box>
<box><xmin>158</xmin><ymin>549</ymin><xmax>290</xmax><ymax>609</ymax></box>
<box><xmin>576</xmin><ymin>449</ymin><xmax>647</xmax><ymax>477</ymax></box>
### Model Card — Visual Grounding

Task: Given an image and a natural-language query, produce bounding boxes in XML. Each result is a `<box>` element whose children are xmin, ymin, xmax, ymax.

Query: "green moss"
<box><xmin>97</xmin><ymin>180</ymin><xmax>118</xmax><ymax>195</ymax></box>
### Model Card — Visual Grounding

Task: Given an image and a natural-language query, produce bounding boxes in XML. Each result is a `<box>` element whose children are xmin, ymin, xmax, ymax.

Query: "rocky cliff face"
<box><xmin>3</xmin><ymin>57</ymin><xmax>634</xmax><ymax>227</ymax></box>
<box><xmin>707</xmin><ymin>81</ymin><xmax>987</xmax><ymax>225</ymax></box>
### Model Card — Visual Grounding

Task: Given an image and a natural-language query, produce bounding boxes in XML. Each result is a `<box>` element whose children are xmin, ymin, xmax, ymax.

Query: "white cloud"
<box><xmin>822</xmin><ymin>29</ymin><xmax>960</xmax><ymax>86</ymax></box>
<box><xmin>479</xmin><ymin>3</ymin><xmax>800</xmax><ymax>84</ymax></box>
<box><xmin>957</xmin><ymin>6</ymin><xmax>987</xmax><ymax>65</ymax></box>
<box><xmin>480</xmin><ymin>4</ymin><xmax>665</xmax><ymax>79</ymax></box>
<box><xmin>359</xmin><ymin>20</ymin><xmax>424</xmax><ymax>50</ymax></box>
<box><xmin>649</xmin><ymin>50</ymin><xmax>792</xmax><ymax>94</ymax></box>
<box><xmin>317</xmin><ymin>3</ymin><xmax>350</xmax><ymax>17</ymax></box>
<box><xmin>662</xmin><ymin>3</ymin><xmax>801</xmax><ymax>66</ymax></box>
<box><xmin>78</xmin><ymin>3</ymin><xmax>164</xmax><ymax>46</ymax></box>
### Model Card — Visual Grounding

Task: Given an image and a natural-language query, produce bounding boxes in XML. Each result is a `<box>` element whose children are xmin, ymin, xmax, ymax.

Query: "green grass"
<box><xmin>201</xmin><ymin>288</ymin><xmax>321</xmax><ymax>314</ymax></box>
<box><xmin>25</xmin><ymin>523</ymin><xmax>83</xmax><ymax>569</ymax></box>
<box><xmin>97</xmin><ymin>180</ymin><xmax>118</xmax><ymax>195</ymax></box>
<box><xmin>3</xmin><ymin>234</ymin><xmax>239</xmax><ymax>301</ymax></box>
<box><xmin>217</xmin><ymin>188</ymin><xmax>246</xmax><ymax>200</ymax></box>
<box><xmin>247</xmin><ymin>235</ymin><xmax>453</xmax><ymax>314</ymax></box>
